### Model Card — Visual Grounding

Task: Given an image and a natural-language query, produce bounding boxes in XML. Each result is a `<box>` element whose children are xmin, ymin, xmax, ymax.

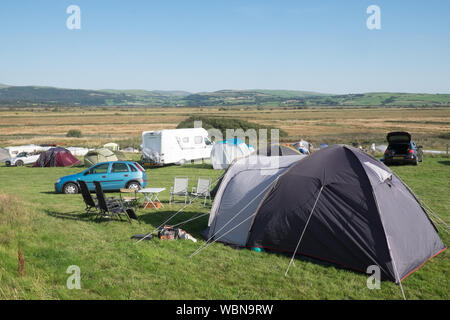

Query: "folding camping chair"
<box><xmin>169</xmin><ymin>176</ymin><xmax>189</xmax><ymax>204</ymax></box>
<box><xmin>190</xmin><ymin>177</ymin><xmax>212</xmax><ymax>207</ymax></box>
<box><xmin>119</xmin><ymin>188</ymin><xmax>139</xmax><ymax>208</ymax></box>
<box><xmin>78</xmin><ymin>180</ymin><xmax>98</xmax><ymax>214</ymax></box>
<box><xmin>94</xmin><ymin>181</ymin><xmax>136</xmax><ymax>223</ymax></box>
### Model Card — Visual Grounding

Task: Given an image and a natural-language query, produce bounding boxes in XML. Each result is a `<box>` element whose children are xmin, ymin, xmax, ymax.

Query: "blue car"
<box><xmin>55</xmin><ymin>161</ymin><xmax>147</xmax><ymax>194</ymax></box>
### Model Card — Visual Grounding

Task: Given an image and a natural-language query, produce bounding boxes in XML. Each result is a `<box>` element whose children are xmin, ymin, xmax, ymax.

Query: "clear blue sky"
<box><xmin>0</xmin><ymin>0</ymin><xmax>449</xmax><ymax>93</ymax></box>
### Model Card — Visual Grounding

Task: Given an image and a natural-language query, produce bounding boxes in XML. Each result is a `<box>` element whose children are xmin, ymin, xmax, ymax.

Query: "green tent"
<box><xmin>112</xmin><ymin>150</ymin><xmax>127</xmax><ymax>161</ymax></box>
<box><xmin>84</xmin><ymin>148</ymin><xmax>118</xmax><ymax>167</ymax></box>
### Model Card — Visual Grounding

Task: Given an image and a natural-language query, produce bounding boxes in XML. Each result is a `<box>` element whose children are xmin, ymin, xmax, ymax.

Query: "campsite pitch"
<box><xmin>0</xmin><ymin>157</ymin><xmax>448</xmax><ymax>299</ymax></box>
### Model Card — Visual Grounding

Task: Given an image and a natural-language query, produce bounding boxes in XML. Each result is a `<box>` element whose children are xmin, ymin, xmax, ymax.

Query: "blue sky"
<box><xmin>0</xmin><ymin>0</ymin><xmax>449</xmax><ymax>93</ymax></box>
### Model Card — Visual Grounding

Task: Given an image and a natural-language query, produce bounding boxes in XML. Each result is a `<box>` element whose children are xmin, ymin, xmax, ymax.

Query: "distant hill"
<box><xmin>0</xmin><ymin>83</ymin><xmax>449</xmax><ymax>107</ymax></box>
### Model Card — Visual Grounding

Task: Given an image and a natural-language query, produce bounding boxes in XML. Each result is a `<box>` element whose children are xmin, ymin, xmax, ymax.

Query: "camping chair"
<box><xmin>120</xmin><ymin>188</ymin><xmax>139</xmax><ymax>208</ymax></box>
<box><xmin>169</xmin><ymin>176</ymin><xmax>189</xmax><ymax>204</ymax></box>
<box><xmin>190</xmin><ymin>177</ymin><xmax>212</xmax><ymax>207</ymax></box>
<box><xmin>78</xmin><ymin>180</ymin><xmax>98</xmax><ymax>214</ymax></box>
<box><xmin>94</xmin><ymin>181</ymin><xmax>136</xmax><ymax>223</ymax></box>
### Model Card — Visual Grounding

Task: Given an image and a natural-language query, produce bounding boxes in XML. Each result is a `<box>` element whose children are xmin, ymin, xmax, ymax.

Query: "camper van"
<box><xmin>141</xmin><ymin>128</ymin><xmax>213</xmax><ymax>165</ymax></box>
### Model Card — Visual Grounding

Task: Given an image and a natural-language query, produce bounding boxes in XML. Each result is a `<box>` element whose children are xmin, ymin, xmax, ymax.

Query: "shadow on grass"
<box><xmin>137</xmin><ymin>209</ymin><xmax>210</xmax><ymax>239</ymax></box>
<box><xmin>44</xmin><ymin>209</ymin><xmax>132</xmax><ymax>224</ymax></box>
<box><xmin>44</xmin><ymin>209</ymin><xmax>93</xmax><ymax>222</ymax></box>
<box><xmin>438</xmin><ymin>160</ymin><xmax>450</xmax><ymax>166</ymax></box>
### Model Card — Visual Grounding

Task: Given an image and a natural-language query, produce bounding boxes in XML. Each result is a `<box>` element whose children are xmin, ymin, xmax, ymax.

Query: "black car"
<box><xmin>383</xmin><ymin>132</ymin><xmax>422</xmax><ymax>166</ymax></box>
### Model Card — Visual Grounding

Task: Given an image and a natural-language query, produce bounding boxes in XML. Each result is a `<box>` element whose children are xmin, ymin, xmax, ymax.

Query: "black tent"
<box><xmin>206</xmin><ymin>145</ymin><xmax>446</xmax><ymax>282</ymax></box>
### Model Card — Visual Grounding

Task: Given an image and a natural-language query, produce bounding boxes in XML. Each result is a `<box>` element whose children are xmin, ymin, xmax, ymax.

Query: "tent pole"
<box><xmin>284</xmin><ymin>185</ymin><xmax>324</xmax><ymax>277</ymax></box>
<box><xmin>390</xmin><ymin>252</ymin><xmax>407</xmax><ymax>300</ymax></box>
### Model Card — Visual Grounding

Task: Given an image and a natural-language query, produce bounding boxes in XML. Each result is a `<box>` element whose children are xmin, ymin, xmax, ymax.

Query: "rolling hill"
<box><xmin>0</xmin><ymin>83</ymin><xmax>449</xmax><ymax>107</ymax></box>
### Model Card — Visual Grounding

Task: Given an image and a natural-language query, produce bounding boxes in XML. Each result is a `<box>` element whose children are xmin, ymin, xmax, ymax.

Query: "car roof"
<box><xmin>90</xmin><ymin>161</ymin><xmax>136</xmax><ymax>166</ymax></box>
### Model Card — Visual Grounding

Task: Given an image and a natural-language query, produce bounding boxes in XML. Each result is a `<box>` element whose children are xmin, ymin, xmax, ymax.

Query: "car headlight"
<box><xmin>55</xmin><ymin>179</ymin><xmax>61</xmax><ymax>184</ymax></box>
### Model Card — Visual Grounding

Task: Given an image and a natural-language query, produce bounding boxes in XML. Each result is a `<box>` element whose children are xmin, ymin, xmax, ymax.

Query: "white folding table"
<box><xmin>138</xmin><ymin>187</ymin><xmax>166</xmax><ymax>209</ymax></box>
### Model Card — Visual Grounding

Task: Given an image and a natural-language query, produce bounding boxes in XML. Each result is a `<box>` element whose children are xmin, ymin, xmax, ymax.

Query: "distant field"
<box><xmin>0</xmin><ymin>107</ymin><xmax>449</xmax><ymax>150</ymax></box>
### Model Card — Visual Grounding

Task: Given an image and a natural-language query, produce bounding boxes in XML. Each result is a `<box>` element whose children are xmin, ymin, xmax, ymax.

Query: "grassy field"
<box><xmin>0</xmin><ymin>107</ymin><xmax>449</xmax><ymax>150</ymax></box>
<box><xmin>0</xmin><ymin>156</ymin><xmax>448</xmax><ymax>299</ymax></box>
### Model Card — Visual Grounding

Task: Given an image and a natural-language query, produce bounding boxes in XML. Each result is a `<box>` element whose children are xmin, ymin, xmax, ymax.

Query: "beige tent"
<box><xmin>84</xmin><ymin>148</ymin><xmax>118</xmax><ymax>167</ymax></box>
<box><xmin>103</xmin><ymin>142</ymin><xmax>119</xmax><ymax>151</ymax></box>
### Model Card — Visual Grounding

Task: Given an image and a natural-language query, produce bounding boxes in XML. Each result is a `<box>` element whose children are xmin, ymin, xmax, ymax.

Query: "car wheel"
<box><xmin>15</xmin><ymin>160</ymin><xmax>24</xmax><ymax>167</ymax></box>
<box><xmin>63</xmin><ymin>182</ymin><xmax>79</xmax><ymax>194</ymax></box>
<box><xmin>413</xmin><ymin>158</ymin><xmax>418</xmax><ymax>166</ymax></box>
<box><xmin>126</xmin><ymin>181</ymin><xmax>141</xmax><ymax>190</ymax></box>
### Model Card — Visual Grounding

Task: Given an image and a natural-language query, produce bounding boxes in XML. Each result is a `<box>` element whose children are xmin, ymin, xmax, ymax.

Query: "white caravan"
<box><xmin>141</xmin><ymin>128</ymin><xmax>213</xmax><ymax>165</ymax></box>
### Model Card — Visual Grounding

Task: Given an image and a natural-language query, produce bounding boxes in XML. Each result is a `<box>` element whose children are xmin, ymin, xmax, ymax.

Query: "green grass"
<box><xmin>0</xmin><ymin>157</ymin><xmax>448</xmax><ymax>299</ymax></box>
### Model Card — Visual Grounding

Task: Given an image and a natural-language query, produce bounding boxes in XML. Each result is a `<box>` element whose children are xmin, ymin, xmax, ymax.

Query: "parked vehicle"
<box><xmin>3</xmin><ymin>144</ymin><xmax>50</xmax><ymax>158</ymax></box>
<box><xmin>5</xmin><ymin>151</ymin><xmax>41</xmax><ymax>166</ymax></box>
<box><xmin>383</xmin><ymin>131</ymin><xmax>422</xmax><ymax>166</ymax></box>
<box><xmin>54</xmin><ymin>161</ymin><xmax>147</xmax><ymax>194</ymax></box>
<box><xmin>141</xmin><ymin>128</ymin><xmax>213</xmax><ymax>166</ymax></box>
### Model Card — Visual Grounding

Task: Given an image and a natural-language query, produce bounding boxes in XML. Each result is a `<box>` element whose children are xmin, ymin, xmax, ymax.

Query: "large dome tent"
<box><xmin>204</xmin><ymin>145</ymin><xmax>446</xmax><ymax>283</ymax></box>
<box><xmin>84</xmin><ymin>148</ymin><xmax>118</xmax><ymax>167</ymax></box>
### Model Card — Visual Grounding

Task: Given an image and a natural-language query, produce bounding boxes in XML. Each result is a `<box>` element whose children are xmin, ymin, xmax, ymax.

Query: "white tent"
<box><xmin>67</xmin><ymin>147</ymin><xmax>90</xmax><ymax>156</ymax></box>
<box><xmin>375</xmin><ymin>145</ymin><xmax>388</xmax><ymax>153</ymax></box>
<box><xmin>210</xmin><ymin>138</ymin><xmax>254</xmax><ymax>170</ymax></box>
<box><xmin>0</xmin><ymin>148</ymin><xmax>9</xmax><ymax>162</ymax></box>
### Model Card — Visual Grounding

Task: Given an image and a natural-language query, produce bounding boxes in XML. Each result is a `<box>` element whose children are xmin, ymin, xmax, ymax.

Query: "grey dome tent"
<box><xmin>84</xmin><ymin>148</ymin><xmax>118</xmax><ymax>167</ymax></box>
<box><xmin>206</xmin><ymin>145</ymin><xmax>446</xmax><ymax>282</ymax></box>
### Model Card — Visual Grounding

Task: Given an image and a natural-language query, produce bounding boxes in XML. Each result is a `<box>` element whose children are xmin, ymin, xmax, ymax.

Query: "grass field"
<box><xmin>0</xmin><ymin>156</ymin><xmax>448</xmax><ymax>300</ymax></box>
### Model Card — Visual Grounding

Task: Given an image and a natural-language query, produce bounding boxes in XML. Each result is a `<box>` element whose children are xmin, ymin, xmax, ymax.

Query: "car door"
<box><xmin>80</xmin><ymin>163</ymin><xmax>111</xmax><ymax>190</ymax></box>
<box><xmin>25</xmin><ymin>154</ymin><xmax>40</xmax><ymax>165</ymax></box>
<box><xmin>106</xmin><ymin>162</ymin><xmax>130</xmax><ymax>189</ymax></box>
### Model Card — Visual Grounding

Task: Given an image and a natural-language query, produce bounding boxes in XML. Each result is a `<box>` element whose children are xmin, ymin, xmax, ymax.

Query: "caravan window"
<box><xmin>194</xmin><ymin>136</ymin><xmax>203</xmax><ymax>144</ymax></box>
<box><xmin>182</xmin><ymin>137</ymin><xmax>189</xmax><ymax>143</ymax></box>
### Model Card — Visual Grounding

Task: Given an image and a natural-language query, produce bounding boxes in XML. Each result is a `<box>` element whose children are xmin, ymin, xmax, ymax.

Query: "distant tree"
<box><xmin>66</xmin><ymin>129</ymin><xmax>82</xmax><ymax>138</ymax></box>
